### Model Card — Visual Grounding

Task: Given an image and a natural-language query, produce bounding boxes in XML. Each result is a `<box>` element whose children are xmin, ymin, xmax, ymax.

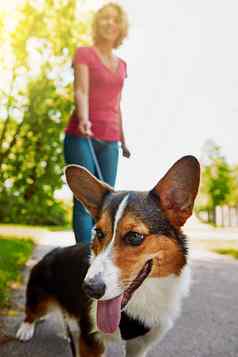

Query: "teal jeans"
<box><xmin>64</xmin><ymin>134</ymin><xmax>119</xmax><ymax>244</ymax></box>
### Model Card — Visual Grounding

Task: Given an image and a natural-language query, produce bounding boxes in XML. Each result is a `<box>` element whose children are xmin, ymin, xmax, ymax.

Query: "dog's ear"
<box><xmin>65</xmin><ymin>165</ymin><xmax>114</xmax><ymax>218</ymax></box>
<box><xmin>151</xmin><ymin>156</ymin><xmax>200</xmax><ymax>228</ymax></box>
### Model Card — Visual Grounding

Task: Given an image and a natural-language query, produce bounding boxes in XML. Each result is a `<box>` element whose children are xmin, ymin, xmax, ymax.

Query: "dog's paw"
<box><xmin>16</xmin><ymin>322</ymin><xmax>35</xmax><ymax>341</ymax></box>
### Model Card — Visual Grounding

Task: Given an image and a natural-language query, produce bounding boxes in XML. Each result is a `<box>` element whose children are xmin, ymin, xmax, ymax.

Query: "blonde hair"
<box><xmin>92</xmin><ymin>3</ymin><xmax>129</xmax><ymax>49</ymax></box>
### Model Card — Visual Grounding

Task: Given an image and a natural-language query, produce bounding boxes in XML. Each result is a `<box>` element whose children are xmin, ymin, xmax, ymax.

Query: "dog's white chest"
<box><xmin>125</xmin><ymin>265</ymin><xmax>191</xmax><ymax>327</ymax></box>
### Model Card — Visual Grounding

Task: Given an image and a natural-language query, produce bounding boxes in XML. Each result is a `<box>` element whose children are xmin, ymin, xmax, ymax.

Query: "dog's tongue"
<box><xmin>97</xmin><ymin>295</ymin><xmax>123</xmax><ymax>334</ymax></box>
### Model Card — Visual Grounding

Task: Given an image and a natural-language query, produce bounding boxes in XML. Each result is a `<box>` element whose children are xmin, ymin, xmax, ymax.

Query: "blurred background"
<box><xmin>1</xmin><ymin>2</ymin><xmax>238</xmax><ymax>350</ymax></box>
<box><xmin>0</xmin><ymin>0</ymin><xmax>238</xmax><ymax>228</ymax></box>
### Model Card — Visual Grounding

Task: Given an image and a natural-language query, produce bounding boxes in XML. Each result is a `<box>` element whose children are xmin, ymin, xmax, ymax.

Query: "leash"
<box><xmin>65</xmin><ymin>323</ymin><xmax>77</xmax><ymax>357</ymax></box>
<box><xmin>86</xmin><ymin>138</ymin><xmax>104</xmax><ymax>181</ymax></box>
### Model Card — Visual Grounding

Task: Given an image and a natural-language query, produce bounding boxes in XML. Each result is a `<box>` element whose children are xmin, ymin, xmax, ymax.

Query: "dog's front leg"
<box><xmin>77</xmin><ymin>332</ymin><xmax>105</xmax><ymax>357</ymax></box>
<box><xmin>125</xmin><ymin>322</ymin><xmax>171</xmax><ymax>357</ymax></box>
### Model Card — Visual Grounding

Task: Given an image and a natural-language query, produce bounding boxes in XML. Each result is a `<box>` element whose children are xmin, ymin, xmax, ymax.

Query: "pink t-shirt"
<box><xmin>65</xmin><ymin>46</ymin><xmax>127</xmax><ymax>141</ymax></box>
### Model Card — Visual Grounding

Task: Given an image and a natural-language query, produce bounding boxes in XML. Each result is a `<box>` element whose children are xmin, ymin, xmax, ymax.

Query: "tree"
<box><xmin>198</xmin><ymin>140</ymin><xmax>233</xmax><ymax>224</ymax></box>
<box><xmin>227</xmin><ymin>165</ymin><xmax>238</xmax><ymax>207</ymax></box>
<box><xmin>0</xmin><ymin>0</ymin><xmax>92</xmax><ymax>225</ymax></box>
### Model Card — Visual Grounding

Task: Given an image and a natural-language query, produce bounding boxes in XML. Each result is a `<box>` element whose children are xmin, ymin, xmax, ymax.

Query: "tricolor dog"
<box><xmin>17</xmin><ymin>155</ymin><xmax>200</xmax><ymax>357</ymax></box>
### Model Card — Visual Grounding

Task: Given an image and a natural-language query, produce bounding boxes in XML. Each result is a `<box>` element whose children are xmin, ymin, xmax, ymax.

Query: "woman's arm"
<box><xmin>73</xmin><ymin>63</ymin><xmax>92</xmax><ymax>136</ymax></box>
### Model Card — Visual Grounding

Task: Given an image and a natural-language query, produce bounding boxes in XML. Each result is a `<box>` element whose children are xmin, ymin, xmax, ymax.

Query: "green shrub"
<box><xmin>0</xmin><ymin>236</ymin><xmax>34</xmax><ymax>307</ymax></box>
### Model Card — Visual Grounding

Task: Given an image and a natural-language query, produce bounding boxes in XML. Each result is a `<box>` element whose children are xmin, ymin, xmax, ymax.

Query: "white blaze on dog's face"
<box><xmin>65</xmin><ymin>156</ymin><xmax>200</xmax><ymax>303</ymax></box>
<box><xmin>85</xmin><ymin>194</ymin><xmax>129</xmax><ymax>300</ymax></box>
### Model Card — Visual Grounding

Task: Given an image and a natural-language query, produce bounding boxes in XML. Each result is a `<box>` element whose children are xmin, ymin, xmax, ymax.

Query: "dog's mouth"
<box><xmin>97</xmin><ymin>259</ymin><xmax>153</xmax><ymax>334</ymax></box>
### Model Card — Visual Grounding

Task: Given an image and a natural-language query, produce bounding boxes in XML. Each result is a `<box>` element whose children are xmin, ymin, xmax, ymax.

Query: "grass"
<box><xmin>0</xmin><ymin>222</ymin><xmax>71</xmax><ymax>232</ymax></box>
<box><xmin>214</xmin><ymin>248</ymin><xmax>238</xmax><ymax>260</ymax></box>
<box><xmin>46</xmin><ymin>224</ymin><xmax>71</xmax><ymax>232</ymax></box>
<box><xmin>0</xmin><ymin>235</ymin><xmax>34</xmax><ymax>308</ymax></box>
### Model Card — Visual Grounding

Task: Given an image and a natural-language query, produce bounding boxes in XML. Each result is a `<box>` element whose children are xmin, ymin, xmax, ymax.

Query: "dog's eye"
<box><xmin>95</xmin><ymin>228</ymin><xmax>105</xmax><ymax>240</ymax></box>
<box><xmin>124</xmin><ymin>232</ymin><xmax>144</xmax><ymax>246</ymax></box>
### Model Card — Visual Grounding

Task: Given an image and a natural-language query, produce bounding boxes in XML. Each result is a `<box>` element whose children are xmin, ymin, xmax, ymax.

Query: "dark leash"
<box><xmin>86</xmin><ymin>137</ymin><xmax>104</xmax><ymax>181</ymax></box>
<box><xmin>65</xmin><ymin>323</ymin><xmax>77</xmax><ymax>357</ymax></box>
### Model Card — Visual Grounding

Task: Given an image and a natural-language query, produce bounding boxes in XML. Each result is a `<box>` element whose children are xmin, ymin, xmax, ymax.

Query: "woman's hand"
<box><xmin>122</xmin><ymin>143</ymin><xmax>131</xmax><ymax>158</ymax></box>
<box><xmin>78</xmin><ymin>119</ymin><xmax>92</xmax><ymax>136</ymax></box>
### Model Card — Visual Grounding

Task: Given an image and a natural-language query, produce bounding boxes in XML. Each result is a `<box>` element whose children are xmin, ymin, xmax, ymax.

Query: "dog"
<box><xmin>16</xmin><ymin>155</ymin><xmax>200</xmax><ymax>357</ymax></box>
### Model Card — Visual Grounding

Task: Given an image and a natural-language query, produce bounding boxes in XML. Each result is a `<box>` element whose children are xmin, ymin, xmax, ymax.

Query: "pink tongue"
<box><xmin>97</xmin><ymin>295</ymin><xmax>123</xmax><ymax>334</ymax></box>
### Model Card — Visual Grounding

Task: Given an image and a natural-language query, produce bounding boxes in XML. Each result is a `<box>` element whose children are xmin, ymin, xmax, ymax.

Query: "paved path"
<box><xmin>0</xmin><ymin>219</ymin><xmax>238</xmax><ymax>356</ymax></box>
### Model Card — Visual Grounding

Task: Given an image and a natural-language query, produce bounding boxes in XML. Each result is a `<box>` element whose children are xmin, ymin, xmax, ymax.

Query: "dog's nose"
<box><xmin>82</xmin><ymin>274</ymin><xmax>106</xmax><ymax>299</ymax></box>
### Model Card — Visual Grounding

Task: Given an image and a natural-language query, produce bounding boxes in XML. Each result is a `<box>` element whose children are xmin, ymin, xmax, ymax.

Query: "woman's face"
<box><xmin>96</xmin><ymin>6</ymin><xmax>121</xmax><ymax>45</ymax></box>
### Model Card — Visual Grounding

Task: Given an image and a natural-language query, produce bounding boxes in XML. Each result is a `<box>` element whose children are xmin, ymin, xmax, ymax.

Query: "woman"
<box><xmin>64</xmin><ymin>2</ymin><xmax>130</xmax><ymax>244</ymax></box>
